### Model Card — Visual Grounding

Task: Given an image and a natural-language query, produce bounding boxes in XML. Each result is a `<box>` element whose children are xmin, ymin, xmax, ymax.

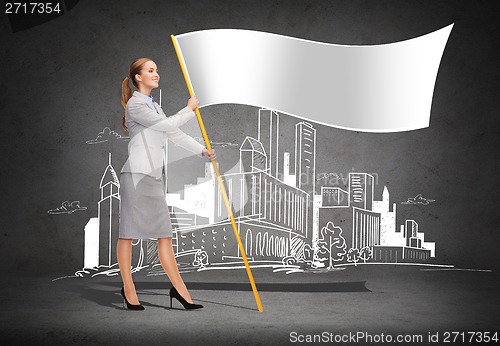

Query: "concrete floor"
<box><xmin>1</xmin><ymin>265</ymin><xmax>499</xmax><ymax>345</ymax></box>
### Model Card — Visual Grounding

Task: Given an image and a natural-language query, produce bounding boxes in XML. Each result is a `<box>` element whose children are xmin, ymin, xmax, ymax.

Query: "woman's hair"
<box><xmin>121</xmin><ymin>57</ymin><xmax>153</xmax><ymax>132</ymax></box>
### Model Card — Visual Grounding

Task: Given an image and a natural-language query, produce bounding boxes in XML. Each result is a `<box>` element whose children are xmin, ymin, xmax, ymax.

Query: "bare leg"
<box><xmin>157</xmin><ymin>237</ymin><xmax>193</xmax><ymax>303</ymax></box>
<box><xmin>117</xmin><ymin>238</ymin><xmax>140</xmax><ymax>305</ymax></box>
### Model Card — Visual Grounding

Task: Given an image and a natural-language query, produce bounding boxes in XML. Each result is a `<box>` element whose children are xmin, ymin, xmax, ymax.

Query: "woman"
<box><xmin>118</xmin><ymin>57</ymin><xmax>216</xmax><ymax>310</ymax></box>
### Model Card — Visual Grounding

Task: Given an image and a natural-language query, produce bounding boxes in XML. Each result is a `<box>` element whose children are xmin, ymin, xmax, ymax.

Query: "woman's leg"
<box><xmin>117</xmin><ymin>238</ymin><xmax>140</xmax><ymax>305</ymax></box>
<box><xmin>157</xmin><ymin>237</ymin><xmax>193</xmax><ymax>303</ymax></box>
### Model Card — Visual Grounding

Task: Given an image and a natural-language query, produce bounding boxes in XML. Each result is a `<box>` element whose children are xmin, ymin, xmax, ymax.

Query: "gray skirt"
<box><xmin>119</xmin><ymin>172</ymin><xmax>173</xmax><ymax>239</ymax></box>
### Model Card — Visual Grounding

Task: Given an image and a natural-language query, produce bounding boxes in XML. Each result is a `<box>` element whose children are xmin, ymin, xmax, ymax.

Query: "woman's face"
<box><xmin>136</xmin><ymin>60</ymin><xmax>160</xmax><ymax>89</ymax></box>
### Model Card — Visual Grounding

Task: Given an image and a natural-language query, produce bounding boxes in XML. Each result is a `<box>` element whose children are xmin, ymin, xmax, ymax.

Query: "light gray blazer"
<box><xmin>120</xmin><ymin>91</ymin><xmax>205</xmax><ymax>179</ymax></box>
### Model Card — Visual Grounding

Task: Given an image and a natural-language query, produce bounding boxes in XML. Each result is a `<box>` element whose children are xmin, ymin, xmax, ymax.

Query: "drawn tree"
<box><xmin>359</xmin><ymin>246</ymin><xmax>373</xmax><ymax>264</ymax></box>
<box><xmin>314</xmin><ymin>221</ymin><xmax>347</xmax><ymax>269</ymax></box>
<box><xmin>347</xmin><ymin>248</ymin><xmax>360</xmax><ymax>266</ymax></box>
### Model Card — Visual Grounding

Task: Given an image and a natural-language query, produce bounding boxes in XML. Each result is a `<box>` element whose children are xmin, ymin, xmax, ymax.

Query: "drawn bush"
<box><xmin>359</xmin><ymin>246</ymin><xmax>373</xmax><ymax>264</ymax></box>
<box><xmin>347</xmin><ymin>248</ymin><xmax>360</xmax><ymax>266</ymax></box>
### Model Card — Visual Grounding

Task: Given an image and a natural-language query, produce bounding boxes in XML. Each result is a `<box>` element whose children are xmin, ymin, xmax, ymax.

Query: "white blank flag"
<box><xmin>174</xmin><ymin>25</ymin><xmax>453</xmax><ymax>132</ymax></box>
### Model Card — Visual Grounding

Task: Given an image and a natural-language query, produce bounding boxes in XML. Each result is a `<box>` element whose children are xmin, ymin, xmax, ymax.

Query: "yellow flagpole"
<box><xmin>170</xmin><ymin>34</ymin><xmax>264</xmax><ymax>313</ymax></box>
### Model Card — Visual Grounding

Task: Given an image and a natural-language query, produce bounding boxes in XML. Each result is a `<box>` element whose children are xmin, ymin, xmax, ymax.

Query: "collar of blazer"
<box><xmin>133</xmin><ymin>91</ymin><xmax>160</xmax><ymax>113</ymax></box>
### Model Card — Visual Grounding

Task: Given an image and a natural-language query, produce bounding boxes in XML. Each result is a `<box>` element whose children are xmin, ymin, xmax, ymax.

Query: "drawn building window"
<box><xmin>274</xmin><ymin>183</ymin><xmax>277</xmax><ymax>222</ymax></box>
<box><xmin>240</xmin><ymin>176</ymin><xmax>245</xmax><ymax>217</ymax></box>
<box><xmin>278</xmin><ymin>186</ymin><xmax>282</xmax><ymax>223</ymax></box>
<box><xmin>263</xmin><ymin>232</ymin><xmax>269</xmax><ymax>256</ymax></box>
<box><xmin>245</xmin><ymin>229</ymin><xmax>253</xmax><ymax>256</ymax></box>
<box><xmin>227</xmin><ymin>178</ymin><xmax>233</xmax><ymax>211</ymax></box>
<box><xmin>217</xmin><ymin>183</ymin><xmax>222</xmax><ymax>218</ymax></box>
<box><xmin>251</xmin><ymin>175</ymin><xmax>257</xmax><ymax>215</ymax></box>
<box><xmin>256</xmin><ymin>232</ymin><xmax>262</xmax><ymax>256</ymax></box>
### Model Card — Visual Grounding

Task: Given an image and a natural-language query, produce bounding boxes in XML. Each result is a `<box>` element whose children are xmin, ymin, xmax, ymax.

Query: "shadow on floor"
<box><xmin>129</xmin><ymin>281</ymin><xmax>371</xmax><ymax>292</ymax></box>
<box><xmin>60</xmin><ymin>280</ymin><xmax>370</xmax><ymax>311</ymax></box>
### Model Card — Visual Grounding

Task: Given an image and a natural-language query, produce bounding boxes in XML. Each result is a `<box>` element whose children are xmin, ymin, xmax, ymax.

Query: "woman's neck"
<box><xmin>137</xmin><ymin>86</ymin><xmax>153</xmax><ymax>97</ymax></box>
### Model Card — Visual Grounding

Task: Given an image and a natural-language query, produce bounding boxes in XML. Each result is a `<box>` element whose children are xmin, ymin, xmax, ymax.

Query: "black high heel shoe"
<box><xmin>121</xmin><ymin>287</ymin><xmax>145</xmax><ymax>310</ymax></box>
<box><xmin>169</xmin><ymin>286</ymin><xmax>203</xmax><ymax>310</ymax></box>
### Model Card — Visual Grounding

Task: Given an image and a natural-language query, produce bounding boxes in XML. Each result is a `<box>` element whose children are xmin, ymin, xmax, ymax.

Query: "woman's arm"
<box><xmin>166</xmin><ymin>127</ymin><xmax>205</xmax><ymax>158</ymax></box>
<box><xmin>127</xmin><ymin>101</ymin><xmax>196</xmax><ymax>132</ymax></box>
<box><xmin>127</xmin><ymin>95</ymin><xmax>200</xmax><ymax>132</ymax></box>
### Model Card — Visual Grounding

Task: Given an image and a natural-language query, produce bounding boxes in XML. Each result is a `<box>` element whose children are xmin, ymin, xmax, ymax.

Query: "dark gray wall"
<box><xmin>1</xmin><ymin>0</ymin><xmax>498</xmax><ymax>275</ymax></box>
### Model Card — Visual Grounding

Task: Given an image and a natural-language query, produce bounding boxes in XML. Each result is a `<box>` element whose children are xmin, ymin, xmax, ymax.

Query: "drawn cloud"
<box><xmin>401</xmin><ymin>194</ymin><xmax>435</xmax><ymax>205</ymax></box>
<box><xmin>86</xmin><ymin>127</ymin><xmax>129</xmax><ymax>144</ymax></box>
<box><xmin>48</xmin><ymin>201</ymin><xmax>88</xmax><ymax>214</ymax></box>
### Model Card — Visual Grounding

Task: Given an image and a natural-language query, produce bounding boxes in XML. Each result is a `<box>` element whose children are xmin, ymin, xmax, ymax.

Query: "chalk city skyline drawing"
<box><xmin>50</xmin><ymin>106</ymin><xmax>447</xmax><ymax>281</ymax></box>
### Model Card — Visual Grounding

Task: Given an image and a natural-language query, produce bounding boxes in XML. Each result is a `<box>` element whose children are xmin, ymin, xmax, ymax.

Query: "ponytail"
<box><xmin>121</xmin><ymin>57</ymin><xmax>153</xmax><ymax>133</ymax></box>
<box><xmin>121</xmin><ymin>76</ymin><xmax>132</xmax><ymax>132</ymax></box>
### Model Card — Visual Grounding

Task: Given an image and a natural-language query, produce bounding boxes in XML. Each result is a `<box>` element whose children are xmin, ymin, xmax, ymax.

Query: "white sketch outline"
<box><xmin>59</xmin><ymin>106</ymin><xmax>452</xmax><ymax>281</ymax></box>
<box><xmin>402</xmin><ymin>193</ymin><xmax>436</xmax><ymax>205</ymax></box>
<box><xmin>48</xmin><ymin>200</ymin><xmax>87</xmax><ymax>214</ymax></box>
<box><xmin>86</xmin><ymin>127</ymin><xmax>129</xmax><ymax>144</ymax></box>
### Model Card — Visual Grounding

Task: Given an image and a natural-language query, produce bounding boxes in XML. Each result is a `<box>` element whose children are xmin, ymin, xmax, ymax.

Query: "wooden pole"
<box><xmin>170</xmin><ymin>34</ymin><xmax>264</xmax><ymax>313</ymax></box>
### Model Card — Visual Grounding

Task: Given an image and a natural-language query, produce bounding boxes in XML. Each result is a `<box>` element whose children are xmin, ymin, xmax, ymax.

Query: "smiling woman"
<box><xmin>120</xmin><ymin>58</ymin><xmax>158</xmax><ymax>133</ymax></box>
<box><xmin>117</xmin><ymin>57</ymin><xmax>216</xmax><ymax>311</ymax></box>
<box><xmin>135</xmin><ymin>60</ymin><xmax>160</xmax><ymax>94</ymax></box>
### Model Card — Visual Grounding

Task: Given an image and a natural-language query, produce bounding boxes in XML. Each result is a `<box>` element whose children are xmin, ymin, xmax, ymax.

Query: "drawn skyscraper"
<box><xmin>294</xmin><ymin>121</ymin><xmax>316</xmax><ymax>246</ymax></box>
<box><xmin>405</xmin><ymin>220</ymin><xmax>419</xmax><ymax>247</ymax></box>
<box><xmin>84</xmin><ymin>218</ymin><xmax>99</xmax><ymax>268</ymax></box>
<box><xmin>258</xmin><ymin>109</ymin><xmax>279</xmax><ymax>177</ymax></box>
<box><xmin>283</xmin><ymin>152</ymin><xmax>296</xmax><ymax>187</ymax></box>
<box><xmin>372</xmin><ymin>186</ymin><xmax>397</xmax><ymax>246</ymax></box>
<box><xmin>352</xmin><ymin>208</ymin><xmax>381</xmax><ymax>249</ymax></box>
<box><xmin>295</xmin><ymin>121</ymin><xmax>316</xmax><ymax>195</ymax></box>
<box><xmin>349</xmin><ymin>173</ymin><xmax>374</xmax><ymax>211</ymax></box>
<box><xmin>98</xmin><ymin>153</ymin><xmax>120</xmax><ymax>266</ymax></box>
